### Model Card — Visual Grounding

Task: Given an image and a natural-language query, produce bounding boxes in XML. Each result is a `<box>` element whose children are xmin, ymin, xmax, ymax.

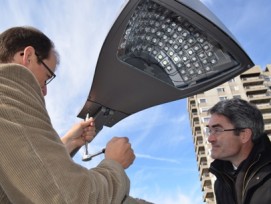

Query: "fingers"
<box><xmin>81</xmin><ymin>117</ymin><xmax>96</xmax><ymax>143</ymax></box>
<box><xmin>82</xmin><ymin>117</ymin><xmax>95</xmax><ymax>128</ymax></box>
<box><xmin>105</xmin><ymin>137</ymin><xmax>135</xmax><ymax>169</ymax></box>
<box><xmin>82</xmin><ymin>128</ymin><xmax>96</xmax><ymax>142</ymax></box>
<box><xmin>80</xmin><ymin>118</ymin><xmax>136</xmax><ymax>169</ymax></box>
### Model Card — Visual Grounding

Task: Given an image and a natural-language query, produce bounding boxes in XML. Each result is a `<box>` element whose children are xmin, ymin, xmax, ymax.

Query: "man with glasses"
<box><xmin>0</xmin><ymin>26</ymin><xmax>151</xmax><ymax>203</ymax></box>
<box><xmin>1</xmin><ymin>26</ymin><xmax>95</xmax><ymax>156</ymax></box>
<box><xmin>207</xmin><ymin>98</ymin><xmax>271</xmax><ymax>204</ymax></box>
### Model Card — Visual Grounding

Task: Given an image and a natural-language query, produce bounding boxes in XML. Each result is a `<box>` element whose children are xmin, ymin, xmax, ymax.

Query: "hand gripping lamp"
<box><xmin>72</xmin><ymin>0</ymin><xmax>254</xmax><ymax>157</ymax></box>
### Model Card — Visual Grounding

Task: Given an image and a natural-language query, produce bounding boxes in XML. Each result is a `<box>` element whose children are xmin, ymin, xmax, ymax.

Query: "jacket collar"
<box><xmin>210</xmin><ymin>133</ymin><xmax>271</xmax><ymax>175</ymax></box>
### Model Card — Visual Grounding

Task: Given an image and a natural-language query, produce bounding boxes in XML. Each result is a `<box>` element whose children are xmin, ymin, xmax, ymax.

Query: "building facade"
<box><xmin>187</xmin><ymin>65</ymin><xmax>271</xmax><ymax>203</ymax></box>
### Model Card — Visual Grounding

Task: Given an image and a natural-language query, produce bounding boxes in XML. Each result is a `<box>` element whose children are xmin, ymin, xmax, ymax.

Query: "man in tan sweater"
<box><xmin>0</xmin><ymin>26</ymin><xmax>151</xmax><ymax>204</ymax></box>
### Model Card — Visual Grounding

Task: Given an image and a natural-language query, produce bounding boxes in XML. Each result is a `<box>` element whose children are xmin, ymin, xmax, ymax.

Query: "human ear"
<box><xmin>22</xmin><ymin>46</ymin><xmax>35</xmax><ymax>66</ymax></box>
<box><xmin>240</xmin><ymin>128</ymin><xmax>252</xmax><ymax>143</ymax></box>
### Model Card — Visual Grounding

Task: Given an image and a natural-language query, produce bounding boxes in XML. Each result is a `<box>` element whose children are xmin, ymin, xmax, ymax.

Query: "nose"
<box><xmin>207</xmin><ymin>133</ymin><xmax>216</xmax><ymax>143</ymax></box>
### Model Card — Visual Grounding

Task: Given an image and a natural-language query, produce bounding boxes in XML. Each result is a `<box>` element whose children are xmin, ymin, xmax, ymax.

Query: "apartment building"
<box><xmin>187</xmin><ymin>65</ymin><xmax>271</xmax><ymax>203</ymax></box>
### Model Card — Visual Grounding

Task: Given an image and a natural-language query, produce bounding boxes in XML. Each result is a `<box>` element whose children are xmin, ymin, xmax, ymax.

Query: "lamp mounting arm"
<box><xmin>92</xmin><ymin>106</ymin><xmax>115</xmax><ymax>132</ymax></box>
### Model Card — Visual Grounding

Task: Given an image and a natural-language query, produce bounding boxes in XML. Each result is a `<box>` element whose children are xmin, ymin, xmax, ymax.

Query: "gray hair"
<box><xmin>208</xmin><ymin>98</ymin><xmax>264</xmax><ymax>141</ymax></box>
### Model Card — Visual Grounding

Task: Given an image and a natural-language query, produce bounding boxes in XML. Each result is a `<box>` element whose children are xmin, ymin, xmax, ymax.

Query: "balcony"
<box><xmin>199</xmin><ymin>163</ymin><xmax>209</xmax><ymax>180</ymax></box>
<box><xmin>257</xmin><ymin>103</ymin><xmax>271</xmax><ymax>112</ymax></box>
<box><xmin>201</xmin><ymin>171</ymin><xmax>210</xmax><ymax>182</ymax></box>
<box><xmin>248</xmin><ymin>94</ymin><xmax>271</xmax><ymax>103</ymax></box>
<box><xmin>191</xmin><ymin>112</ymin><xmax>199</xmax><ymax>119</ymax></box>
<box><xmin>197</xmin><ymin>153</ymin><xmax>207</xmax><ymax>165</ymax></box>
<box><xmin>242</xmin><ymin>76</ymin><xmax>264</xmax><ymax>86</ymax></box>
<box><xmin>192</xmin><ymin>121</ymin><xmax>201</xmax><ymax>134</ymax></box>
<box><xmin>263</xmin><ymin>113</ymin><xmax>271</xmax><ymax>120</ymax></box>
<box><xmin>190</xmin><ymin>115</ymin><xmax>199</xmax><ymax>127</ymax></box>
<box><xmin>190</xmin><ymin>103</ymin><xmax>197</xmax><ymax>109</ymax></box>
<box><xmin>265</xmin><ymin>124</ymin><xmax>271</xmax><ymax>133</ymax></box>
<box><xmin>244</xmin><ymin>85</ymin><xmax>267</xmax><ymax>94</ymax></box>
<box><xmin>196</xmin><ymin>146</ymin><xmax>206</xmax><ymax>158</ymax></box>
<box><xmin>202</xmin><ymin>181</ymin><xmax>214</xmax><ymax>202</ymax></box>
<box><xmin>194</xmin><ymin>134</ymin><xmax>204</xmax><ymax>146</ymax></box>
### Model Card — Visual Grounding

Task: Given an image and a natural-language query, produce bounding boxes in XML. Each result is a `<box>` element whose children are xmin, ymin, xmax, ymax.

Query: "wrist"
<box><xmin>61</xmin><ymin>135</ymin><xmax>77</xmax><ymax>154</ymax></box>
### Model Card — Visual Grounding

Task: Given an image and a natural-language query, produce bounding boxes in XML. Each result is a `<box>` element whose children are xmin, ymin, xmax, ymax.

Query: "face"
<box><xmin>207</xmin><ymin>113</ymin><xmax>243</xmax><ymax>163</ymax></box>
<box><xmin>35</xmin><ymin>50</ymin><xmax>57</xmax><ymax>96</ymax></box>
<box><xmin>13</xmin><ymin>47</ymin><xmax>57</xmax><ymax>96</ymax></box>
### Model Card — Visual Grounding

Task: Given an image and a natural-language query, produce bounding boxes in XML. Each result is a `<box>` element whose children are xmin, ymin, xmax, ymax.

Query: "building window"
<box><xmin>202</xmin><ymin>117</ymin><xmax>210</xmax><ymax>123</ymax></box>
<box><xmin>199</xmin><ymin>98</ymin><xmax>207</xmax><ymax>103</ymax></box>
<box><xmin>200</xmin><ymin>107</ymin><xmax>209</xmax><ymax>113</ymax></box>
<box><xmin>230</xmin><ymin>86</ymin><xmax>239</xmax><ymax>91</ymax></box>
<box><xmin>217</xmin><ymin>87</ymin><xmax>225</xmax><ymax>93</ymax></box>
<box><xmin>264</xmin><ymin>76</ymin><xmax>271</xmax><ymax>81</ymax></box>
<box><xmin>219</xmin><ymin>96</ymin><xmax>227</xmax><ymax>101</ymax></box>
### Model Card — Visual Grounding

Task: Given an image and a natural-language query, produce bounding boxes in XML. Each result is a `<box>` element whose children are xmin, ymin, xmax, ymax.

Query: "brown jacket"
<box><xmin>0</xmin><ymin>63</ymin><xmax>144</xmax><ymax>204</ymax></box>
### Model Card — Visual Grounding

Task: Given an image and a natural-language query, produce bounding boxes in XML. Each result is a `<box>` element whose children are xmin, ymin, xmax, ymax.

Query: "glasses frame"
<box><xmin>206</xmin><ymin>127</ymin><xmax>246</xmax><ymax>137</ymax></box>
<box><xmin>35</xmin><ymin>53</ymin><xmax>56</xmax><ymax>85</ymax></box>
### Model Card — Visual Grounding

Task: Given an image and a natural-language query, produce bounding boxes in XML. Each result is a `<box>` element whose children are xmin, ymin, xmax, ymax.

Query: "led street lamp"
<box><xmin>71</xmin><ymin>0</ymin><xmax>254</xmax><ymax>157</ymax></box>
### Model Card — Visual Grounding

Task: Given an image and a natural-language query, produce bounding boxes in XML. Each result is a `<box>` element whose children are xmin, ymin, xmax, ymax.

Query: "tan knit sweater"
<box><xmin>0</xmin><ymin>63</ymin><xmax>143</xmax><ymax>204</ymax></box>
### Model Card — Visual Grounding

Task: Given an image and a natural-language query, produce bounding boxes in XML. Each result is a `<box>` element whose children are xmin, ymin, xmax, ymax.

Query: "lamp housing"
<box><xmin>78</xmin><ymin>0</ymin><xmax>253</xmax><ymax>135</ymax></box>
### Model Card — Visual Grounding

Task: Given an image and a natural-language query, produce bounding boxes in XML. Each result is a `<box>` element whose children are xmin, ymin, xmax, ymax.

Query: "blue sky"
<box><xmin>1</xmin><ymin>0</ymin><xmax>271</xmax><ymax>203</ymax></box>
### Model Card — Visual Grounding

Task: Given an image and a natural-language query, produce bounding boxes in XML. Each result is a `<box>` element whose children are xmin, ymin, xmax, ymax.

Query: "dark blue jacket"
<box><xmin>209</xmin><ymin>134</ymin><xmax>271</xmax><ymax>204</ymax></box>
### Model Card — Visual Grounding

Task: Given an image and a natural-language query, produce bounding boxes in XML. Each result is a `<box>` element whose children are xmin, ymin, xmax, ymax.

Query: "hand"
<box><xmin>61</xmin><ymin>117</ymin><xmax>96</xmax><ymax>154</ymax></box>
<box><xmin>105</xmin><ymin>137</ymin><xmax>135</xmax><ymax>169</ymax></box>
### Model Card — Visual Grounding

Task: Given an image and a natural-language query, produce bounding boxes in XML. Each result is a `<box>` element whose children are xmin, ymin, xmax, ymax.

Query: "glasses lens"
<box><xmin>206</xmin><ymin>127</ymin><xmax>223</xmax><ymax>136</ymax></box>
<box><xmin>206</xmin><ymin>127</ymin><xmax>211</xmax><ymax>136</ymax></box>
<box><xmin>36</xmin><ymin>55</ymin><xmax>56</xmax><ymax>85</ymax></box>
<box><xmin>45</xmin><ymin>76</ymin><xmax>54</xmax><ymax>85</ymax></box>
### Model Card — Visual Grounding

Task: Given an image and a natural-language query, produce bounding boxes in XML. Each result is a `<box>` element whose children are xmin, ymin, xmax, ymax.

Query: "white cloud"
<box><xmin>136</xmin><ymin>153</ymin><xmax>180</xmax><ymax>164</ymax></box>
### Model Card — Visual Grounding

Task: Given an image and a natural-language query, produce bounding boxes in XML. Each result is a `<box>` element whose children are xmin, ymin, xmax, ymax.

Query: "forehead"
<box><xmin>208</xmin><ymin>113</ymin><xmax>232</xmax><ymax>127</ymax></box>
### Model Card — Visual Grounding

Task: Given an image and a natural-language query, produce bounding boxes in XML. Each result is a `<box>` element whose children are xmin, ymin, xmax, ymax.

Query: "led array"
<box><xmin>118</xmin><ymin>0</ymin><xmax>236</xmax><ymax>88</ymax></box>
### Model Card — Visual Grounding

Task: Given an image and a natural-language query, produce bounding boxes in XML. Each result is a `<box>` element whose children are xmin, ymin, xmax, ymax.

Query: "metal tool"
<box><xmin>82</xmin><ymin>113</ymin><xmax>106</xmax><ymax>161</ymax></box>
<box><xmin>82</xmin><ymin>148</ymin><xmax>106</xmax><ymax>162</ymax></box>
<box><xmin>82</xmin><ymin>113</ymin><xmax>90</xmax><ymax>161</ymax></box>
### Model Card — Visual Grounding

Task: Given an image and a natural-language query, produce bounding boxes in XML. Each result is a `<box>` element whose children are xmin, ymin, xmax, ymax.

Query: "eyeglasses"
<box><xmin>206</xmin><ymin>127</ymin><xmax>246</xmax><ymax>137</ymax></box>
<box><xmin>35</xmin><ymin>53</ymin><xmax>56</xmax><ymax>85</ymax></box>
